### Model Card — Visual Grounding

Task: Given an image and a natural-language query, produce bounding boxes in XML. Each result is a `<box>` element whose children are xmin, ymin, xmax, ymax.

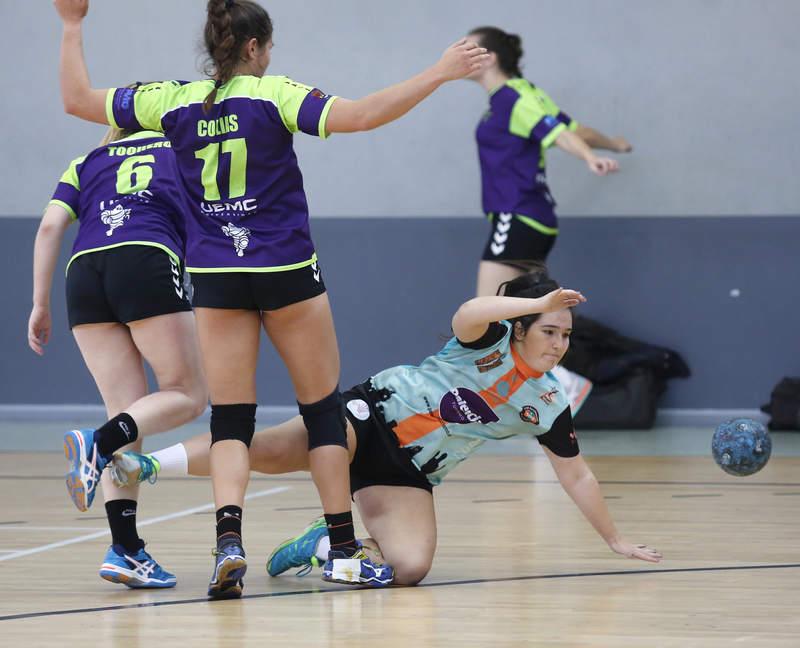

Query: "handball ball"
<box><xmin>711</xmin><ymin>418</ymin><xmax>772</xmax><ymax>476</ymax></box>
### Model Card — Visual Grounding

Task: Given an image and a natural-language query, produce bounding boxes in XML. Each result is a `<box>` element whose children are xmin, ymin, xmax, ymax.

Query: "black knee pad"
<box><xmin>299</xmin><ymin>388</ymin><xmax>347</xmax><ymax>451</ymax></box>
<box><xmin>210</xmin><ymin>403</ymin><xmax>257</xmax><ymax>447</ymax></box>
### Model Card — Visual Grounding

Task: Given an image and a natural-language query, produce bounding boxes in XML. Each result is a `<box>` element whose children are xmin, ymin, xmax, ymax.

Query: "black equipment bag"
<box><xmin>761</xmin><ymin>377</ymin><xmax>800</xmax><ymax>431</ymax></box>
<box><xmin>573</xmin><ymin>369</ymin><xmax>665</xmax><ymax>430</ymax></box>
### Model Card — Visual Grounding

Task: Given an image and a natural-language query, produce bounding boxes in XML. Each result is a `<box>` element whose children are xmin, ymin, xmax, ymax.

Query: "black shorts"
<box><xmin>344</xmin><ymin>382</ymin><xmax>433</xmax><ymax>495</ymax></box>
<box><xmin>190</xmin><ymin>262</ymin><xmax>326</xmax><ymax>311</ymax></box>
<box><xmin>481</xmin><ymin>212</ymin><xmax>557</xmax><ymax>269</ymax></box>
<box><xmin>65</xmin><ymin>245</ymin><xmax>191</xmax><ymax>329</ymax></box>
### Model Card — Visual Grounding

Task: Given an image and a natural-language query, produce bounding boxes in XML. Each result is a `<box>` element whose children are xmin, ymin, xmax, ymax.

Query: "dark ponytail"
<box><xmin>469</xmin><ymin>26</ymin><xmax>524</xmax><ymax>77</ymax></box>
<box><xmin>203</xmin><ymin>0</ymin><xmax>273</xmax><ymax>113</ymax></box>
<box><xmin>498</xmin><ymin>265</ymin><xmax>567</xmax><ymax>339</ymax></box>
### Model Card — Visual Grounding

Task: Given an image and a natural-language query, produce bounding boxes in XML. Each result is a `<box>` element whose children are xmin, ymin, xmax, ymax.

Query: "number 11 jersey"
<box><xmin>106</xmin><ymin>77</ymin><xmax>337</xmax><ymax>273</ymax></box>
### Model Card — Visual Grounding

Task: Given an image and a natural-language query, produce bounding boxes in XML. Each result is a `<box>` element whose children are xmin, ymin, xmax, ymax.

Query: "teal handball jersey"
<box><xmin>370</xmin><ymin>322</ymin><xmax>579</xmax><ymax>485</ymax></box>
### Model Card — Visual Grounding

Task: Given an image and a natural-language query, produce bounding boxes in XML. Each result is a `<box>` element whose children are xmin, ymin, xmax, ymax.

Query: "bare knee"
<box><xmin>390</xmin><ymin>557</ymin><xmax>432</xmax><ymax>586</ymax></box>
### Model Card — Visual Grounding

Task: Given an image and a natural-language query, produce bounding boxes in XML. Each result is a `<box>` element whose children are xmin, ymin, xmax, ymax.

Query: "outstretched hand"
<box><xmin>54</xmin><ymin>0</ymin><xmax>88</xmax><ymax>24</ymax></box>
<box><xmin>435</xmin><ymin>38</ymin><xmax>490</xmax><ymax>82</ymax></box>
<box><xmin>587</xmin><ymin>156</ymin><xmax>620</xmax><ymax>176</ymax></box>
<box><xmin>609</xmin><ymin>539</ymin><xmax>663</xmax><ymax>563</ymax></box>
<box><xmin>539</xmin><ymin>287</ymin><xmax>586</xmax><ymax>312</ymax></box>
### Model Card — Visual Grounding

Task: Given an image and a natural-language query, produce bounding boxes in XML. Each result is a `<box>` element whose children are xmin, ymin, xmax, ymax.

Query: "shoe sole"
<box><xmin>208</xmin><ymin>557</ymin><xmax>247</xmax><ymax>599</ymax></box>
<box><xmin>64</xmin><ymin>431</ymin><xmax>88</xmax><ymax>512</ymax></box>
<box><xmin>99</xmin><ymin>567</ymin><xmax>176</xmax><ymax>589</ymax></box>
<box><xmin>322</xmin><ymin>574</ymin><xmax>393</xmax><ymax>587</ymax></box>
<box><xmin>266</xmin><ymin>523</ymin><xmax>326</xmax><ymax>577</ymax></box>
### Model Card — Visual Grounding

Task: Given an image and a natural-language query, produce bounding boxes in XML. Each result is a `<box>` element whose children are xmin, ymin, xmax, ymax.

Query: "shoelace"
<box><xmin>140</xmin><ymin>456</ymin><xmax>158</xmax><ymax>485</ymax></box>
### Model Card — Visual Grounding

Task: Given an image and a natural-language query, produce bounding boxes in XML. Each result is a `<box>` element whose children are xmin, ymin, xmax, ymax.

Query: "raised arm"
<box><xmin>574</xmin><ymin>124</ymin><xmax>632</xmax><ymax>153</ymax></box>
<box><xmin>28</xmin><ymin>205</ymin><xmax>73</xmax><ymax>355</ymax></box>
<box><xmin>55</xmin><ymin>0</ymin><xmax>109</xmax><ymax>123</ymax></box>
<box><xmin>451</xmin><ymin>288</ymin><xmax>585</xmax><ymax>343</ymax></box>
<box><xmin>555</xmin><ymin>129</ymin><xmax>620</xmax><ymax>176</ymax></box>
<box><xmin>325</xmin><ymin>39</ymin><xmax>489</xmax><ymax>134</ymax></box>
<box><xmin>543</xmin><ymin>447</ymin><xmax>662</xmax><ymax>563</ymax></box>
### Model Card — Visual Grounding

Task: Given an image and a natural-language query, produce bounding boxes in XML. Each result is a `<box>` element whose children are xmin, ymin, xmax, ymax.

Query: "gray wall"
<box><xmin>2</xmin><ymin>0</ymin><xmax>799</xmax><ymax>218</ymax></box>
<box><xmin>3</xmin><ymin>216</ymin><xmax>798</xmax><ymax>410</ymax></box>
<box><xmin>2</xmin><ymin>1</ymin><xmax>799</xmax><ymax>411</ymax></box>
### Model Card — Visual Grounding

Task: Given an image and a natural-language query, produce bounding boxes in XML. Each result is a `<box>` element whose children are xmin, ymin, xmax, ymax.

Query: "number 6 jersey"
<box><xmin>50</xmin><ymin>131</ymin><xmax>187</xmax><ymax>273</ymax></box>
<box><xmin>106</xmin><ymin>77</ymin><xmax>337</xmax><ymax>274</ymax></box>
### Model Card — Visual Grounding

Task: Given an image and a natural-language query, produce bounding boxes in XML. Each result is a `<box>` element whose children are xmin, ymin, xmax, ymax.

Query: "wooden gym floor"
<box><xmin>1</xmin><ymin>440</ymin><xmax>799</xmax><ymax>647</ymax></box>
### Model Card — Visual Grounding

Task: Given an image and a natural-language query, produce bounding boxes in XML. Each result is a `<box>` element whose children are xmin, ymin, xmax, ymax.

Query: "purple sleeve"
<box><xmin>296</xmin><ymin>89</ymin><xmax>334</xmax><ymax>137</ymax></box>
<box><xmin>51</xmin><ymin>182</ymin><xmax>80</xmax><ymax>218</ymax></box>
<box><xmin>531</xmin><ymin>114</ymin><xmax>562</xmax><ymax>143</ymax></box>
<box><xmin>109</xmin><ymin>87</ymin><xmax>142</xmax><ymax>130</ymax></box>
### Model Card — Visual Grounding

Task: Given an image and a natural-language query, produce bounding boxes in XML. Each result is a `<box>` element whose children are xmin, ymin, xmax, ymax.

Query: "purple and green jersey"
<box><xmin>50</xmin><ymin>131</ymin><xmax>187</xmax><ymax>272</ymax></box>
<box><xmin>476</xmin><ymin>79</ymin><xmax>578</xmax><ymax>233</ymax></box>
<box><xmin>106</xmin><ymin>76</ymin><xmax>337</xmax><ymax>273</ymax></box>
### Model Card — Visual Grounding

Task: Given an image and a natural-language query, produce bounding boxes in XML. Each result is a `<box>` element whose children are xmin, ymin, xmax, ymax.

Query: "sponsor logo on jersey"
<box><xmin>519</xmin><ymin>405</ymin><xmax>540</xmax><ymax>425</ymax></box>
<box><xmin>221</xmin><ymin>222</ymin><xmax>251</xmax><ymax>257</ymax></box>
<box><xmin>474</xmin><ymin>350</ymin><xmax>504</xmax><ymax>373</ymax></box>
<box><xmin>346</xmin><ymin>399</ymin><xmax>370</xmax><ymax>421</ymax></box>
<box><xmin>310</xmin><ymin>89</ymin><xmax>329</xmax><ymax>100</ymax></box>
<box><xmin>540</xmin><ymin>388</ymin><xmax>558</xmax><ymax>405</ymax></box>
<box><xmin>439</xmin><ymin>388</ymin><xmax>499</xmax><ymax>425</ymax></box>
<box><xmin>101</xmin><ymin>203</ymin><xmax>132</xmax><ymax>237</ymax></box>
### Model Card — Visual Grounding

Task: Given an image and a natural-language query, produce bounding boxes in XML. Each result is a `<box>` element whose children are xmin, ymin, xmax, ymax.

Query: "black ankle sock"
<box><xmin>105</xmin><ymin>499</ymin><xmax>142</xmax><ymax>553</ymax></box>
<box><xmin>325</xmin><ymin>511</ymin><xmax>357</xmax><ymax>555</ymax></box>
<box><xmin>216</xmin><ymin>505</ymin><xmax>243</xmax><ymax>541</ymax></box>
<box><xmin>95</xmin><ymin>413</ymin><xmax>138</xmax><ymax>458</ymax></box>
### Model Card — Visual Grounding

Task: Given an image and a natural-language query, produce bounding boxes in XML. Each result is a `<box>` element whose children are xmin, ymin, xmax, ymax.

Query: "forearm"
<box><xmin>555</xmin><ymin>129</ymin><xmax>597</xmax><ymax>163</ymax></box>
<box><xmin>60</xmin><ymin>22</ymin><xmax>108</xmax><ymax>122</ymax></box>
<box><xmin>32</xmin><ymin>224</ymin><xmax>66</xmax><ymax>308</ymax></box>
<box><xmin>456</xmin><ymin>296</ymin><xmax>548</xmax><ymax>326</ymax></box>
<box><xmin>337</xmin><ymin>67</ymin><xmax>445</xmax><ymax>132</ymax></box>
<box><xmin>574</xmin><ymin>125</ymin><xmax>617</xmax><ymax>151</ymax></box>
<box><xmin>560</xmin><ymin>471</ymin><xmax>620</xmax><ymax>545</ymax></box>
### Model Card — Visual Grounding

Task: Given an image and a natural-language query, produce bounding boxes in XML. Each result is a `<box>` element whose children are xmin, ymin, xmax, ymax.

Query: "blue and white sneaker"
<box><xmin>64</xmin><ymin>429</ymin><xmax>108</xmax><ymax>512</ymax></box>
<box><xmin>99</xmin><ymin>544</ymin><xmax>176</xmax><ymax>588</ymax></box>
<box><xmin>208</xmin><ymin>537</ymin><xmax>247</xmax><ymax>599</ymax></box>
<box><xmin>110</xmin><ymin>451</ymin><xmax>159</xmax><ymax>487</ymax></box>
<box><xmin>323</xmin><ymin>549</ymin><xmax>394</xmax><ymax>587</ymax></box>
<box><xmin>266</xmin><ymin>516</ymin><xmax>327</xmax><ymax>577</ymax></box>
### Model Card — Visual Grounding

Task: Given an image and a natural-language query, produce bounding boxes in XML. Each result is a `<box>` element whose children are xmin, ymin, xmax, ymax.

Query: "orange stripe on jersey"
<box><xmin>393</xmin><ymin>350</ymin><xmax>542</xmax><ymax>447</ymax></box>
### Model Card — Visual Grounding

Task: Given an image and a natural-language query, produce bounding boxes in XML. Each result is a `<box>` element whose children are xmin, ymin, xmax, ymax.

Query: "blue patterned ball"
<box><xmin>711</xmin><ymin>418</ymin><xmax>772</xmax><ymax>476</ymax></box>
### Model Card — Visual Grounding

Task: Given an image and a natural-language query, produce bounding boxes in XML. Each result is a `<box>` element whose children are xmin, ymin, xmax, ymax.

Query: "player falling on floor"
<box><xmin>28</xmin><ymin>117</ymin><xmax>208</xmax><ymax>588</ymax></box>
<box><xmin>114</xmin><ymin>270</ymin><xmax>662</xmax><ymax>585</ymax></box>
<box><xmin>54</xmin><ymin>0</ymin><xmax>489</xmax><ymax>597</ymax></box>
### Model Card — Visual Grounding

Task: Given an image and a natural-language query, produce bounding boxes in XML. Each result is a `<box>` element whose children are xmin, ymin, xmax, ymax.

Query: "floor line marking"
<box><xmin>0</xmin><ymin>526</ymin><xmax>107</xmax><ymax>532</ymax></box>
<box><xmin>1</xmin><ymin>562</ymin><xmax>798</xmax><ymax>622</ymax></box>
<box><xmin>0</xmin><ymin>486</ymin><xmax>290</xmax><ymax>563</ymax></box>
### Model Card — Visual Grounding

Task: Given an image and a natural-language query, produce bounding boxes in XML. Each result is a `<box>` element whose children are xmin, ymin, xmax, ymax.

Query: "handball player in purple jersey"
<box><xmin>464</xmin><ymin>27</ymin><xmax>633</xmax><ymax>296</ymax></box>
<box><xmin>28</xmin><ymin>118</ymin><xmax>208</xmax><ymax>588</ymax></box>
<box><xmin>53</xmin><ymin>0</ymin><xmax>489</xmax><ymax>597</ymax></box>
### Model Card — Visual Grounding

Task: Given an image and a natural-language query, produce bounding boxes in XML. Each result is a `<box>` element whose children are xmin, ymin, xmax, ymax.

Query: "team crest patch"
<box><xmin>439</xmin><ymin>388</ymin><xmax>499</xmax><ymax>425</ymax></box>
<box><xmin>519</xmin><ymin>405</ymin><xmax>540</xmax><ymax>425</ymax></box>
<box><xmin>540</xmin><ymin>388</ymin><xmax>558</xmax><ymax>405</ymax></box>
<box><xmin>346</xmin><ymin>399</ymin><xmax>370</xmax><ymax>421</ymax></box>
<box><xmin>474</xmin><ymin>350</ymin><xmax>504</xmax><ymax>373</ymax></box>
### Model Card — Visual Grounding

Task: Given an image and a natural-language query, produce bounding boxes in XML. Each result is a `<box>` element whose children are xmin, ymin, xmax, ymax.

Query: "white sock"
<box><xmin>149</xmin><ymin>443</ymin><xmax>189</xmax><ymax>477</ymax></box>
<box><xmin>315</xmin><ymin>535</ymin><xmax>330</xmax><ymax>561</ymax></box>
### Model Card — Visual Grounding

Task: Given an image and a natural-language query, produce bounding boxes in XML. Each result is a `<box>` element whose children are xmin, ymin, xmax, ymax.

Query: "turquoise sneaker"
<box><xmin>110</xmin><ymin>451</ymin><xmax>159</xmax><ymax>487</ymax></box>
<box><xmin>266</xmin><ymin>516</ymin><xmax>327</xmax><ymax>577</ymax></box>
<box><xmin>64</xmin><ymin>429</ymin><xmax>108</xmax><ymax>512</ymax></box>
<box><xmin>99</xmin><ymin>544</ymin><xmax>176</xmax><ymax>588</ymax></box>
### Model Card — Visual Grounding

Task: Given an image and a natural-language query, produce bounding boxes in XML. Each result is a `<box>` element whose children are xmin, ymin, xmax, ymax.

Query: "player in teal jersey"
<box><xmin>28</xmin><ymin>120</ymin><xmax>208</xmax><ymax>588</ymax></box>
<box><xmin>53</xmin><ymin>0</ymin><xmax>489</xmax><ymax>596</ymax></box>
<box><xmin>465</xmin><ymin>26</ymin><xmax>633</xmax><ymax>296</ymax></box>
<box><xmin>112</xmin><ymin>269</ymin><xmax>662</xmax><ymax>585</ymax></box>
